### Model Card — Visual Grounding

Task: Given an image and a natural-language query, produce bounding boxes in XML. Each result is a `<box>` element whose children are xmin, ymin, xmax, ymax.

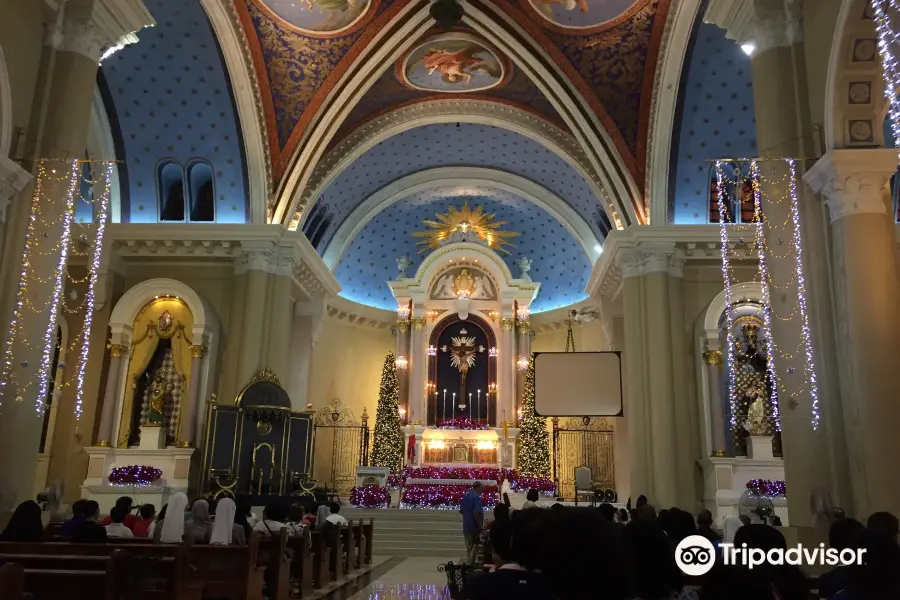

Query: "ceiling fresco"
<box><xmin>253</xmin><ymin>0</ymin><xmax>376</xmax><ymax>35</ymax></box>
<box><xmin>526</xmin><ymin>0</ymin><xmax>650</xmax><ymax>33</ymax></box>
<box><xmin>398</xmin><ymin>32</ymin><xmax>511</xmax><ymax>93</ymax></box>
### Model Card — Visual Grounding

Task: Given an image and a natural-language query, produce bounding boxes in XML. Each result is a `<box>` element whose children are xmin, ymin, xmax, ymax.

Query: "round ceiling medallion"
<box><xmin>253</xmin><ymin>0</ymin><xmax>377</xmax><ymax>37</ymax></box>
<box><xmin>398</xmin><ymin>32</ymin><xmax>511</xmax><ymax>93</ymax></box>
<box><xmin>526</xmin><ymin>0</ymin><xmax>651</xmax><ymax>35</ymax></box>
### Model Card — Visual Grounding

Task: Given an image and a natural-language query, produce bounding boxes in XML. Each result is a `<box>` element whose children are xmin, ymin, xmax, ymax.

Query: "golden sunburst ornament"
<box><xmin>411</xmin><ymin>202</ymin><xmax>519</xmax><ymax>254</ymax></box>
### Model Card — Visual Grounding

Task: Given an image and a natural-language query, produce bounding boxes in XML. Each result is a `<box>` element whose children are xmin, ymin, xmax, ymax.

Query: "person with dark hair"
<box><xmin>599</xmin><ymin>503</ymin><xmax>617</xmax><ymax>522</ymax></box>
<box><xmin>105</xmin><ymin>506</ymin><xmax>134</xmax><ymax>538</ymax></box>
<box><xmin>102</xmin><ymin>496</ymin><xmax>137</xmax><ymax>531</ymax></box>
<box><xmin>617</xmin><ymin>508</ymin><xmax>630</xmax><ymax>524</ymax></box>
<box><xmin>485</xmin><ymin>503</ymin><xmax>512</xmax><ymax>568</ymax></box>
<box><xmin>697</xmin><ymin>509</ymin><xmax>721</xmax><ymax>544</ymax></box>
<box><xmin>832</xmin><ymin>530</ymin><xmax>900</xmax><ymax>600</ymax></box>
<box><xmin>867</xmin><ymin>511</ymin><xmax>899</xmax><ymax>542</ymax></box>
<box><xmin>700</xmin><ymin>565</ymin><xmax>775</xmax><ymax>600</ymax></box>
<box><xmin>233</xmin><ymin>501</ymin><xmax>253</xmax><ymax>539</ymax></box>
<box><xmin>522</xmin><ymin>488</ymin><xmax>540</xmax><ymax>509</ymax></box>
<box><xmin>59</xmin><ymin>499</ymin><xmax>88</xmax><ymax>538</ymax></box>
<box><xmin>72</xmin><ymin>500</ymin><xmax>108</xmax><ymax>543</ymax></box>
<box><xmin>636</xmin><ymin>495</ymin><xmax>648</xmax><ymax>509</ymax></box>
<box><xmin>325</xmin><ymin>501</ymin><xmax>348</xmax><ymax>526</ymax></box>
<box><xmin>147</xmin><ymin>504</ymin><xmax>166</xmax><ymax>539</ymax></box>
<box><xmin>665</xmin><ymin>508</ymin><xmax>698</xmax><ymax>546</ymax></box>
<box><xmin>636</xmin><ymin>504</ymin><xmax>657</xmax><ymax>522</ymax></box>
<box><xmin>0</xmin><ymin>501</ymin><xmax>43</xmax><ymax>542</ymax></box>
<box><xmin>461</xmin><ymin>481</ymin><xmax>485</xmax><ymax>566</ymax></box>
<box><xmin>733</xmin><ymin>524</ymin><xmax>808</xmax><ymax>600</ymax></box>
<box><xmin>623</xmin><ymin>520</ymin><xmax>694</xmax><ymax>600</ymax></box>
<box><xmin>253</xmin><ymin>502</ymin><xmax>288</xmax><ymax>536</ymax></box>
<box><xmin>818</xmin><ymin>517</ymin><xmax>865</xmax><ymax>598</ymax></box>
<box><xmin>470</xmin><ymin>506</ymin><xmax>555</xmax><ymax>600</ymax></box>
<box><xmin>131</xmin><ymin>504</ymin><xmax>156</xmax><ymax>538</ymax></box>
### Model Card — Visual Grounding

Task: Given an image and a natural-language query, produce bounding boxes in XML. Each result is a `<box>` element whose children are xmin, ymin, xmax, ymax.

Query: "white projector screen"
<box><xmin>533</xmin><ymin>352</ymin><xmax>623</xmax><ymax>416</ymax></box>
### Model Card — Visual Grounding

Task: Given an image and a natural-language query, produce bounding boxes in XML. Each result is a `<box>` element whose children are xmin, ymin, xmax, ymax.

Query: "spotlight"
<box><xmin>430</xmin><ymin>0</ymin><xmax>464</xmax><ymax>29</ymax></box>
<box><xmin>741</xmin><ymin>42</ymin><xmax>756</xmax><ymax>56</ymax></box>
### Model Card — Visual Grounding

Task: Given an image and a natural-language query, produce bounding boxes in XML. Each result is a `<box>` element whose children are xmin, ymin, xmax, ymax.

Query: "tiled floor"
<box><xmin>342</xmin><ymin>556</ymin><xmax>452</xmax><ymax>600</ymax></box>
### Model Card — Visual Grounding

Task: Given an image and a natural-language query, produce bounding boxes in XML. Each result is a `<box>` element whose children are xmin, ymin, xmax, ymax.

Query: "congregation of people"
<box><xmin>465</xmin><ymin>488</ymin><xmax>900</xmax><ymax>600</ymax></box>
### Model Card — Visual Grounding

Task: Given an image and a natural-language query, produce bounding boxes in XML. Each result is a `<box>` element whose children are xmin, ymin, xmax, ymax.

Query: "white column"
<box><xmin>96</xmin><ymin>342</ymin><xmax>128</xmax><ymax>446</ymax></box>
<box><xmin>703</xmin><ymin>345</ymin><xmax>727</xmax><ymax>457</ymax></box>
<box><xmin>498</xmin><ymin>315</ymin><xmax>516</xmax><ymax>427</ymax></box>
<box><xmin>177</xmin><ymin>344</ymin><xmax>207</xmax><ymax>447</ymax></box>
<box><xmin>407</xmin><ymin>315</ymin><xmax>427</xmax><ymax>424</ymax></box>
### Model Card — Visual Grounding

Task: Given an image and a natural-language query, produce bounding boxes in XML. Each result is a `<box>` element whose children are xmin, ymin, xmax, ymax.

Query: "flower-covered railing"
<box><xmin>435</xmin><ymin>417</ymin><xmax>489</xmax><ymax>430</ymax></box>
<box><xmin>401</xmin><ymin>484</ymin><xmax>499</xmax><ymax>509</ymax></box>
<box><xmin>383</xmin><ymin>467</ymin><xmax>555</xmax><ymax>496</ymax></box>
<box><xmin>350</xmin><ymin>485</ymin><xmax>390</xmax><ymax>508</ymax></box>
<box><xmin>108</xmin><ymin>465</ymin><xmax>163</xmax><ymax>487</ymax></box>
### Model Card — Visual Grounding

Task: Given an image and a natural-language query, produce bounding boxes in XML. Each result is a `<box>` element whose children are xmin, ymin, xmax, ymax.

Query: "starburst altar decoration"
<box><xmin>449</xmin><ymin>335</ymin><xmax>477</xmax><ymax>371</ymax></box>
<box><xmin>411</xmin><ymin>201</ymin><xmax>519</xmax><ymax>254</ymax></box>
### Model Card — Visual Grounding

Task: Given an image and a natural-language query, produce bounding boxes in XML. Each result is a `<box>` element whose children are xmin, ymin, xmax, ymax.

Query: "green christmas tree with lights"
<box><xmin>516</xmin><ymin>356</ymin><xmax>550</xmax><ymax>477</ymax></box>
<box><xmin>370</xmin><ymin>352</ymin><xmax>404</xmax><ymax>474</ymax></box>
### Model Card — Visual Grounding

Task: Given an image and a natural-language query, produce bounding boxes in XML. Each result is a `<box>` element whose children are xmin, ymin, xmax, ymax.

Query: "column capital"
<box><xmin>617</xmin><ymin>245</ymin><xmax>684</xmax><ymax>278</ymax></box>
<box><xmin>0</xmin><ymin>157</ymin><xmax>32</xmax><ymax>223</ymax></box>
<box><xmin>705</xmin><ymin>0</ymin><xmax>802</xmax><ymax>55</ymax></box>
<box><xmin>189</xmin><ymin>345</ymin><xmax>208</xmax><ymax>360</ymax></box>
<box><xmin>803</xmin><ymin>149</ymin><xmax>898</xmax><ymax>222</ymax></box>
<box><xmin>45</xmin><ymin>0</ymin><xmax>155</xmax><ymax>63</ymax></box>
<box><xmin>106</xmin><ymin>343</ymin><xmax>129</xmax><ymax>358</ymax></box>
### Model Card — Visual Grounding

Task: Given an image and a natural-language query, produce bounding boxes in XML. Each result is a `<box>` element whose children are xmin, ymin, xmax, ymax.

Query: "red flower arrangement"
<box><xmin>108</xmin><ymin>465</ymin><xmax>162</xmax><ymax>486</ymax></box>
<box><xmin>510</xmin><ymin>476</ymin><xmax>557</xmax><ymax>495</ymax></box>
<box><xmin>436</xmin><ymin>417</ymin><xmax>489</xmax><ymax>430</ymax></box>
<box><xmin>394</xmin><ymin>467</ymin><xmax>556</xmax><ymax>496</ymax></box>
<box><xmin>401</xmin><ymin>484</ymin><xmax>499</xmax><ymax>509</ymax></box>
<box><xmin>746</xmin><ymin>479</ymin><xmax>786</xmax><ymax>497</ymax></box>
<box><xmin>350</xmin><ymin>486</ymin><xmax>391</xmax><ymax>508</ymax></box>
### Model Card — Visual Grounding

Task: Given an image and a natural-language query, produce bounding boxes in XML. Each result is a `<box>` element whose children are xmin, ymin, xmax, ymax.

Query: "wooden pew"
<box><xmin>341</xmin><ymin>523</ymin><xmax>356</xmax><ymax>574</ymax></box>
<box><xmin>352</xmin><ymin>520</ymin><xmax>367</xmax><ymax>570</ymax></box>
<box><xmin>327</xmin><ymin>523</ymin><xmax>344</xmax><ymax>583</ymax></box>
<box><xmin>0</xmin><ymin>562</ymin><xmax>24</xmax><ymax>600</ymax></box>
<box><xmin>309</xmin><ymin>530</ymin><xmax>329</xmax><ymax>589</ymax></box>
<box><xmin>186</xmin><ymin>532</ymin><xmax>265</xmax><ymax>600</ymax></box>
<box><xmin>361</xmin><ymin>519</ymin><xmax>374</xmax><ymax>564</ymax></box>
<box><xmin>256</xmin><ymin>528</ymin><xmax>290</xmax><ymax>600</ymax></box>
<box><xmin>286</xmin><ymin>528</ymin><xmax>313</xmax><ymax>598</ymax></box>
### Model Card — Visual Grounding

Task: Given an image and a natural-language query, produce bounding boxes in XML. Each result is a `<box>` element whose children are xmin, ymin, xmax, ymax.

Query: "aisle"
<box><xmin>342</xmin><ymin>557</ymin><xmax>452</xmax><ymax>600</ymax></box>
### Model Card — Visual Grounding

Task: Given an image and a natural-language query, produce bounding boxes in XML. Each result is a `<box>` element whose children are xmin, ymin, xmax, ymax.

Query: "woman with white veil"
<box><xmin>155</xmin><ymin>492</ymin><xmax>188</xmax><ymax>543</ymax></box>
<box><xmin>209</xmin><ymin>498</ymin><xmax>246</xmax><ymax>546</ymax></box>
<box><xmin>722</xmin><ymin>515</ymin><xmax>743</xmax><ymax>544</ymax></box>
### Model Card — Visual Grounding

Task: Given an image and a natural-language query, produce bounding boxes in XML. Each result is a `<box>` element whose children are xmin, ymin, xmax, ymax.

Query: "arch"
<box><xmin>322</xmin><ymin>166</ymin><xmax>603</xmax><ymax>270</ymax></box>
<box><xmin>157</xmin><ymin>160</ymin><xmax>186</xmax><ymax>221</ymax></box>
<box><xmin>87</xmin><ymin>86</ymin><xmax>123</xmax><ymax>223</ymax></box>
<box><xmin>109</xmin><ymin>278</ymin><xmax>215</xmax><ymax>334</ymax></box>
<box><xmin>272</xmin><ymin>2</ymin><xmax>639</xmax><ymax>229</ymax></box>
<box><xmin>0</xmin><ymin>43</ymin><xmax>11</xmax><ymax>156</ymax></box>
<box><xmin>646</xmin><ymin>0</ymin><xmax>703</xmax><ymax>224</ymax></box>
<box><xmin>825</xmin><ymin>0</ymin><xmax>885</xmax><ymax>149</ymax></box>
<box><xmin>186</xmin><ymin>160</ymin><xmax>216</xmax><ymax>222</ymax></box>
<box><xmin>309</xmin><ymin>213</ymin><xmax>333</xmax><ymax>249</ymax></box>
<box><xmin>303</xmin><ymin>202</ymin><xmax>327</xmax><ymax>239</ymax></box>
<box><xmin>702</xmin><ymin>281</ymin><xmax>764</xmax><ymax>342</ymax></box>
<box><xmin>291</xmin><ymin>99</ymin><xmax>612</xmax><ymax>231</ymax></box>
<box><xmin>199</xmin><ymin>0</ymin><xmax>269</xmax><ymax>223</ymax></box>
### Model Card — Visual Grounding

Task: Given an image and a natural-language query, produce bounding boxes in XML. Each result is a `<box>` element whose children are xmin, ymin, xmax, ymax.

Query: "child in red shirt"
<box><xmin>131</xmin><ymin>504</ymin><xmax>156</xmax><ymax>538</ymax></box>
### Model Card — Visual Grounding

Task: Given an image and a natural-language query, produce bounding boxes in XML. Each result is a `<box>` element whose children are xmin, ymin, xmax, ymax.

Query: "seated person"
<box><xmin>301</xmin><ymin>503</ymin><xmax>318</xmax><ymax>527</ymax></box>
<box><xmin>521</xmin><ymin>488</ymin><xmax>540</xmax><ymax>509</ymax></box>
<box><xmin>286</xmin><ymin>503</ymin><xmax>308</xmax><ymax>536</ymax></box>
<box><xmin>131</xmin><ymin>504</ymin><xmax>156</xmax><ymax>538</ymax></box>
<box><xmin>209</xmin><ymin>498</ymin><xmax>246</xmax><ymax>546</ymax></box>
<box><xmin>818</xmin><ymin>518</ymin><xmax>865</xmax><ymax>598</ymax></box>
<box><xmin>697</xmin><ymin>509</ymin><xmax>722</xmax><ymax>544</ymax></box>
<box><xmin>252</xmin><ymin>502</ymin><xmax>288</xmax><ymax>536</ymax></box>
<box><xmin>867</xmin><ymin>511</ymin><xmax>899</xmax><ymax>543</ymax></box>
<box><xmin>72</xmin><ymin>501</ymin><xmax>108</xmax><ymax>543</ymax></box>
<box><xmin>59</xmin><ymin>499</ymin><xmax>88</xmax><ymax>537</ymax></box>
<box><xmin>0</xmin><ymin>501</ymin><xmax>44</xmax><ymax>542</ymax></box>
<box><xmin>105</xmin><ymin>506</ymin><xmax>135</xmax><ymax>538</ymax></box>
<box><xmin>324</xmin><ymin>501</ymin><xmax>349</xmax><ymax>526</ymax></box>
<box><xmin>102</xmin><ymin>496</ymin><xmax>137</xmax><ymax>531</ymax></box>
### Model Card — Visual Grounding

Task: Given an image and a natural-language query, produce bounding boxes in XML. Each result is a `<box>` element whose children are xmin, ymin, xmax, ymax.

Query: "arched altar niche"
<box><xmin>428</xmin><ymin>313</ymin><xmax>497</xmax><ymax>425</ymax></box>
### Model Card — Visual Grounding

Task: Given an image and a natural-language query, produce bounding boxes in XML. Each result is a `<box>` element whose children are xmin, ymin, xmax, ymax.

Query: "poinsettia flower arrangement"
<box><xmin>435</xmin><ymin>417</ymin><xmax>489</xmax><ymax>430</ymax></box>
<box><xmin>746</xmin><ymin>479</ymin><xmax>786</xmax><ymax>497</ymax></box>
<box><xmin>400</xmin><ymin>484</ymin><xmax>499</xmax><ymax>509</ymax></box>
<box><xmin>350</xmin><ymin>486</ymin><xmax>391</xmax><ymax>508</ymax></box>
<box><xmin>108</xmin><ymin>465</ymin><xmax>162</xmax><ymax>486</ymax></box>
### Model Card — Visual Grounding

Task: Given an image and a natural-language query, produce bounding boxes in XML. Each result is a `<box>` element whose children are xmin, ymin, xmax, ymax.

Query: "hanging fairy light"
<box><xmin>74</xmin><ymin>162</ymin><xmax>112</xmax><ymax>419</ymax></box>
<box><xmin>715</xmin><ymin>162</ymin><xmax>740</xmax><ymax>429</ymax></box>
<box><xmin>786</xmin><ymin>159</ymin><xmax>821</xmax><ymax>430</ymax></box>
<box><xmin>36</xmin><ymin>160</ymin><xmax>79</xmax><ymax>414</ymax></box>
<box><xmin>750</xmin><ymin>160</ymin><xmax>781</xmax><ymax>431</ymax></box>
<box><xmin>873</xmin><ymin>1</ymin><xmax>900</xmax><ymax>156</ymax></box>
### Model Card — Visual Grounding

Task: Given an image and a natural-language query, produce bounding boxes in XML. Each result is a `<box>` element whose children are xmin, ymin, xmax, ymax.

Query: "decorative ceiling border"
<box><xmin>289</xmin><ymin>98</ymin><xmax>610</xmax><ymax>231</ymax></box>
<box><xmin>320</xmin><ymin>166</ymin><xmax>603</xmax><ymax>270</ymax></box>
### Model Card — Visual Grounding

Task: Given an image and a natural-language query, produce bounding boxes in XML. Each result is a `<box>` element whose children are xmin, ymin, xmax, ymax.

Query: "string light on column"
<box><xmin>715</xmin><ymin>161</ymin><xmax>740</xmax><ymax>429</ymax></box>
<box><xmin>73</xmin><ymin>162</ymin><xmax>112</xmax><ymax>420</ymax></box>
<box><xmin>872</xmin><ymin>1</ymin><xmax>900</xmax><ymax>158</ymax></box>
<box><xmin>750</xmin><ymin>160</ymin><xmax>781</xmax><ymax>431</ymax></box>
<box><xmin>786</xmin><ymin>158</ymin><xmax>821</xmax><ymax>430</ymax></box>
<box><xmin>35</xmin><ymin>160</ymin><xmax>78</xmax><ymax>415</ymax></box>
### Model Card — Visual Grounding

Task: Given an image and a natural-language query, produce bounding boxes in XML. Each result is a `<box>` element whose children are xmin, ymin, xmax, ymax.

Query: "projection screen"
<box><xmin>533</xmin><ymin>352</ymin><xmax>623</xmax><ymax>416</ymax></box>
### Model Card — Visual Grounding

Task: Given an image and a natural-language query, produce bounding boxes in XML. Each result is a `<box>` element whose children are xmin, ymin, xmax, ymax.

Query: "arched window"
<box><xmin>594</xmin><ymin>208</ymin><xmax>612</xmax><ymax>237</ymax></box>
<box><xmin>187</xmin><ymin>161</ymin><xmax>215</xmax><ymax>222</ymax></box>
<box><xmin>76</xmin><ymin>155</ymin><xmax>94</xmax><ymax>223</ymax></box>
<box><xmin>309</xmin><ymin>213</ymin><xmax>333</xmax><ymax>249</ymax></box>
<box><xmin>303</xmin><ymin>202</ymin><xmax>327</xmax><ymax>239</ymax></box>
<box><xmin>158</xmin><ymin>161</ymin><xmax>185</xmax><ymax>222</ymax></box>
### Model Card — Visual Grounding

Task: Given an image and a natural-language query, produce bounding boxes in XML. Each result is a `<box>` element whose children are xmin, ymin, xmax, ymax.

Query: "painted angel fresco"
<box><xmin>423</xmin><ymin>46</ymin><xmax>502</xmax><ymax>85</ymax></box>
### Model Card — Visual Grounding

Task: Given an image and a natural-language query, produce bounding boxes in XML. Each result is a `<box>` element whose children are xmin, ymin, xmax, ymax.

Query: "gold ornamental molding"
<box><xmin>250</xmin><ymin>367</ymin><xmax>281</xmax><ymax>386</ymax></box>
<box><xmin>190</xmin><ymin>345</ymin><xmax>209</xmax><ymax>360</ymax></box>
<box><xmin>107</xmin><ymin>343</ymin><xmax>128</xmax><ymax>359</ymax></box>
<box><xmin>411</xmin><ymin>317</ymin><xmax>427</xmax><ymax>331</ymax></box>
<box><xmin>500</xmin><ymin>318</ymin><xmax>515</xmax><ymax>332</ymax></box>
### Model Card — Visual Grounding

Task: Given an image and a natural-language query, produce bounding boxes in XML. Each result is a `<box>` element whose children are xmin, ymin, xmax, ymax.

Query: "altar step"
<box><xmin>342</xmin><ymin>507</ymin><xmax>492</xmax><ymax>558</ymax></box>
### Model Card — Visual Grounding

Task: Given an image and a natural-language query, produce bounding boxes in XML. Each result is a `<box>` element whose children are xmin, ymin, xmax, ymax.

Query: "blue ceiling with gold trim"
<box><xmin>335</xmin><ymin>187</ymin><xmax>591</xmax><ymax>312</ymax></box>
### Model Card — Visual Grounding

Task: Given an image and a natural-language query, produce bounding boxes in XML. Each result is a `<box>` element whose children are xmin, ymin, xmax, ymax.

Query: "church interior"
<box><xmin>1</xmin><ymin>0</ymin><xmax>900</xmax><ymax>598</ymax></box>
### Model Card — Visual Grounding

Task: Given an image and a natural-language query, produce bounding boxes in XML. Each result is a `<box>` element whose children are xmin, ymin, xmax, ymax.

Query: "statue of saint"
<box><xmin>148</xmin><ymin>376</ymin><xmax>166</xmax><ymax>425</ymax></box>
<box><xmin>744</xmin><ymin>385</ymin><xmax>768</xmax><ymax>436</ymax></box>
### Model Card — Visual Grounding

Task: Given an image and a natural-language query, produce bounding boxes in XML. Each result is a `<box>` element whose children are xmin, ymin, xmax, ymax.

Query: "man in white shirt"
<box><xmin>105</xmin><ymin>506</ymin><xmax>135</xmax><ymax>538</ymax></box>
<box><xmin>324</xmin><ymin>502</ymin><xmax>349</xmax><ymax>526</ymax></box>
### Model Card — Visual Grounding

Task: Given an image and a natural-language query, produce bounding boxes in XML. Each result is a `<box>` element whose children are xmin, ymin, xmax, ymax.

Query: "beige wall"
<box><xmin>0</xmin><ymin>0</ymin><xmax>43</xmax><ymax>145</ymax></box>
<box><xmin>307</xmin><ymin>317</ymin><xmax>394</xmax><ymax>421</ymax></box>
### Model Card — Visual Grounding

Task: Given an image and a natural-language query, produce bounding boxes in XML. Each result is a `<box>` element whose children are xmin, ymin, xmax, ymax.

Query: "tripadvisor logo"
<box><xmin>674</xmin><ymin>534</ymin><xmax>867</xmax><ymax>576</ymax></box>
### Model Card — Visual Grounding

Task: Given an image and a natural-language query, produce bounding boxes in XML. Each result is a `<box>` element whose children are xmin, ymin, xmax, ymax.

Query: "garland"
<box><xmin>350</xmin><ymin>486</ymin><xmax>390</xmax><ymax>508</ymax></box>
<box><xmin>435</xmin><ymin>417</ymin><xmax>489</xmax><ymax>430</ymax></box>
<box><xmin>108</xmin><ymin>465</ymin><xmax>162</xmax><ymax>486</ymax></box>
<box><xmin>746</xmin><ymin>479</ymin><xmax>786</xmax><ymax>497</ymax></box>
<box><xmin>401</xmin><ymin>484</ymin><xmax>499</xmax><ymax>509</ymax></box>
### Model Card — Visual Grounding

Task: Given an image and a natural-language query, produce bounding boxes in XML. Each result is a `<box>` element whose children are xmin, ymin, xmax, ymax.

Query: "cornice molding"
<box><xmin>804</xmin><ymin>149</ymin><xmax>898</xmax><ymax>222</ymax></box>
<box><xmin>289</xmin><ymin>99</ymin><xmax>608</xmax><ymax>232</ymax></box>
<box><xmin>47</xmin><ymin>0</ymin><xmax>155</xmax><ymax>62</ymax></box>
<box><xmin>326</xmin><ymin>295</ymin><xmax>395</xmax><ymax>330</ymax></box>
<box><xmin>586</xmin><ymin>225</ymin><xmax>758</xmax><ymax>300</ymax></box>
<box><xmin>321</xmin><ymin>166</ymin><xmax>603</xmax><ymax>269</ymax></box>
<box><xmin>705</xmin><ymin>0</ymin><xmax>803</xmax><ymax>54</ymax></box>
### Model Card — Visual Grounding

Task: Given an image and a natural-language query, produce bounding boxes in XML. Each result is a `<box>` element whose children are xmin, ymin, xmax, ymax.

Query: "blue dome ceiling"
<box><xmin>335</xmin><ymin>186</ymin><xmax>591</xmax><ymax>313</ymax></box>
<box><xmin>100</xmin><ymin>0</ymin><xmax>248</xmax><ymax>223</ymax></box>
<box><xmin>310</xmin><ymin>122</ymin><xmax>608</xmax><ymax>251</ymax></box>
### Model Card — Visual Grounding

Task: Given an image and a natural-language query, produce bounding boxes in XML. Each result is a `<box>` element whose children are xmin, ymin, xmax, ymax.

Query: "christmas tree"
<box><xmin>516</xmin><ymin>356</ymin><xmax>550</xmax><ymax>477</ymax></box>
<box><xmin>370</xmin><ymin>352</ymin><xmax>404</xmax><ymax>473</ymax></box>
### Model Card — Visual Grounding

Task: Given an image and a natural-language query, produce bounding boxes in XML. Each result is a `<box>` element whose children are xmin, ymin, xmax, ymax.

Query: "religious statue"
<box><xmin>450</xmin><ymin>331</ymin><xmax>477</xmax><ymax>409</ymax></box>
<box><xmin>397</xmin><ymin>255</ymin><xmax>413</xmax><ymax>278</ymax></box>
<box><xmin>743</xmin><ymin>385</ymin><xmax>768</xmax><ymax>436</ymax></box>
<box><xmin>516</xmin><ymin>257</ymin><xmax>532</xmax><ymax>281</ymax></box>
<box><xmin>148</xmin><ymin>376</ymin><xmax>167</xmax><ymax>425</ymax></box>
<box><xmin>472</xmin><ymin>275</ymin><xmax>495</xmax><ymax>300</ymax></box>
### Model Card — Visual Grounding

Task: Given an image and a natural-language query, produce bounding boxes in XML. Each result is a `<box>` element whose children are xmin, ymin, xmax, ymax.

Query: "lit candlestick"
<box><xmin>477</xmin><ymin>389</ymin><xmax>482</xmax><ymax>423</ymax></box>
<box><xmin>443</xmin><ymin>389</ymin><xmax>447</xmax><ymax>421</ymax></box>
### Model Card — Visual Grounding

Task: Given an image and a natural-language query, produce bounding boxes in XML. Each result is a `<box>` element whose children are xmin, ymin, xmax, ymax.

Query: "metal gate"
<box><xmin>314</xmin><ymin>424</ymin><xmax>370</xmax><ymax>495</ymax></box>
<box><xmin>552</xmin><ymin>417</ymin><xmax>615</xmax><ymax>501</ymax></box>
